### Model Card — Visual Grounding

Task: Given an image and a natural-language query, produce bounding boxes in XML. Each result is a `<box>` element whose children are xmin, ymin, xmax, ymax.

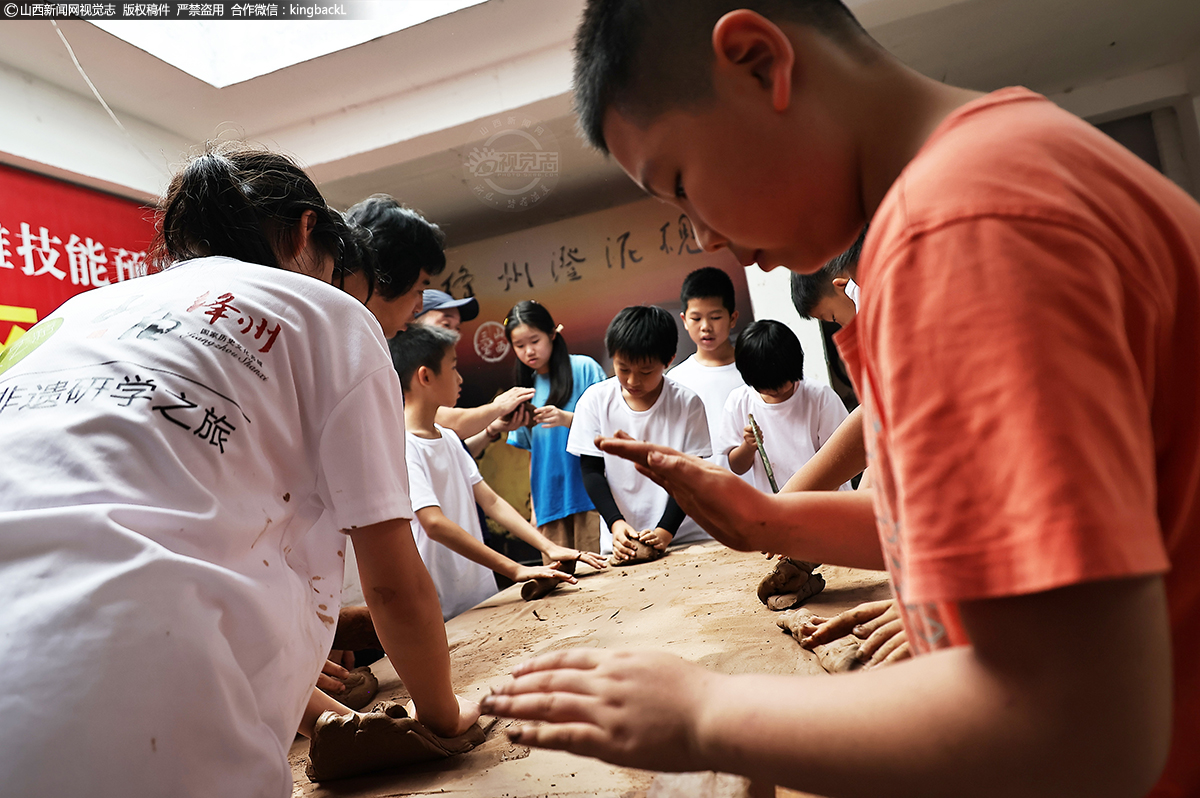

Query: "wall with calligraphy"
<box><xmin>441</xmin><ymin>196</ymin><xmax>755</xmax><ymax>408</ymax></box>
<box><xmin>0</xmin><ymin>164</ymin><xmax>155</xmax><ymax>351</ymax></box>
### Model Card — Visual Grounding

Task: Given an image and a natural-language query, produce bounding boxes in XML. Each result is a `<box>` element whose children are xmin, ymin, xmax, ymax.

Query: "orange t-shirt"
<box><xmin>836</xmin><ymin>87</ymin><xmax>1200</xmax><ymax>797</ymax></box>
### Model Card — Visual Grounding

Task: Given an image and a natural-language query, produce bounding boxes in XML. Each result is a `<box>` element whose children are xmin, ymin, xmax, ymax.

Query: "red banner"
<box><xmin>0</xmin><ymin>164</ymin><xmax>156</xmax><ymax>350</ymax></box>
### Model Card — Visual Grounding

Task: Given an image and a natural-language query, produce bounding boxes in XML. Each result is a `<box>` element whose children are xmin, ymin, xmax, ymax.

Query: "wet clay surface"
<box><xmin>289</xmin><ymin>542</ymin><xmax>891</xmax><ymax>798</ymax></box>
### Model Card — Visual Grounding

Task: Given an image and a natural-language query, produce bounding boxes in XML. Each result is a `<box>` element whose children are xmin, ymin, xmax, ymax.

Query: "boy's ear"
<box><xmin>712</xmin><ymin>9</ymin><xmax>795</xmax><ymax>113</ymax></box>
<box><xmin>729</xmin><ymin>309</ymin><xmax>739</xmax><ymax>328</ymax></box>
<box><xmin>832</xmin><ymin>276</ymin><xmax>850</xmax><ymax>293</ymax></box>
<box><xmin>416</xmin><ymin>364</ymin><xmax>431</xmax><ymax>387</ymax></box>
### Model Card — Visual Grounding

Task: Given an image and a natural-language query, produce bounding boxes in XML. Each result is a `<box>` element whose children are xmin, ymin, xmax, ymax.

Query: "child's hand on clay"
<box><xmin>638</xmin><ymin>527</ymin><xmax>673</xmax><ymax>552</ymax></box>
<box><xmin>532</xmin><ymin>404</ymin><xmax>572</xmax><ymax>428</ymax></box>
<box><xmin>328</xmin><ymin>648</ymin><xmax>355</xmax><ymax>670</ymax></box>
<box><xmin>481</xmin><ymin>648</ymin><xmax>716</xmax><ymax>771</ymax></box>
<box><xmin>316</xmin><ymin>658</ymin><xmax>351</xmax><ymax>694</ymax></box>
<box><xmin>543</xmin><ymin>544</ymin><xmax>608</xmax><ymax>570</ymax></box>
<box><xmin>797</xmin><ymin>599</ymin><xmax>910</xmax><ymax>668</ymax></box>
<box><xmin>408</xmin><ymin>694</ymin><xmax>483</xmax><ymax>739</ymax></box>
<box><xmin>610</xmin><ymin>520</ymin><xmax>640</xmax><ymax>561</ymax></box>
<box><xmin>513</xmin><ymin>563</ymin><xmax>579</xmax><ymax>585</ymax></box>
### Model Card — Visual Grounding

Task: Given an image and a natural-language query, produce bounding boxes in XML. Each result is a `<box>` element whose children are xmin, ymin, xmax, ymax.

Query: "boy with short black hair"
<box><xmin>568</xmin><ymin>305</ymin><xmax>712</xmax><ymax>561</ymax></box>
<box><xmin>484</xmin><ymin>1</ymin><xmax>1200</xmax><ymax>796</ymax></box>
<box><xmin>720</xmin><ymin>320</ymin><xmax>848</xmax><ymax>492</ymax></box>
<box><xmin>791</xmin><ymin>226</ymin><xmax>866</xmax><ymax>324</ymax></box>
<box><xmin>392</xmin><ymin>324</ymin><xmax>604</xmax><ymax>620</ymax></box>
<box><xmin>668</xmin><ymin>267</ymin><xmax>746</xmax><ymax>455</ymax></box>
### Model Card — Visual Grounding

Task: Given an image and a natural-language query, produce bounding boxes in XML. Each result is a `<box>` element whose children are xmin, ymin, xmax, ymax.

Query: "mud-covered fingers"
<box><xmin>316</xmin><ymin>673</ymin><xmax>346</xmax><ymax>693</ymax></box>
<box><xmin>505</xmin><ymin>721</ymin><xmax>611</xmax><ymax>755</ymax></box>
<box><xmin>857</xmin><ymin>618</ymin><xmax>904</xmax><ymax>661</ymax></box>
<box><xmin>578</xmin><ymin>550</ymin><xmax>608</xmax><ymax>569</ymax></box>
<box><xmin>501</xmin><ymin>648</ymin><xmax>606</xmax><ymax>681</ymax></box>
<box><xmin>321</xmin><ymin>659</ymin><xmax>350</xmax><ymax>680</ymax></box>
<box><xmin>851</xmin><ymin>602</ymin><xmax>899</xmax><ymax>638</ymax></box>
<box><xmin>873</xmin><ymin>638</ymin><xmax>911</xmax><ymax>668</ymax></box>
<box><xmin>863</xmin><ymin>632</ymin><xmax>908</xmax><ymax>668</ymax></box>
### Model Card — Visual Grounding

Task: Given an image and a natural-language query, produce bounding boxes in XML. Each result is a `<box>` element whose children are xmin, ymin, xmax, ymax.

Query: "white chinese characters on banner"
<box><xmin>0</xmin><ymin>220</ymin><xmax>146</xmax><ymax>284</ymax></box>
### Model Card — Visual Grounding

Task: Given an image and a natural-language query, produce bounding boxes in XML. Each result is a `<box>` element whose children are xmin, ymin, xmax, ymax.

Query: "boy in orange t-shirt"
<box><xmin>482</xmin><ymin>2</ymin><xmax>1200</xmax><ymax>797</ymax></box>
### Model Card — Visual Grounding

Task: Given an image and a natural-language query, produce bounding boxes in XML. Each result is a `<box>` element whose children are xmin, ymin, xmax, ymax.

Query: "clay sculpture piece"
<box><xmin>306</xmin><ymin>701</ymin><xmax>487</xmax><ymax>782</ymax></box>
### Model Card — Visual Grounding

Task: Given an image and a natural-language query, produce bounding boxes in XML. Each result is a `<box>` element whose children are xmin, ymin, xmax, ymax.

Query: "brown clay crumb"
<box><xmin>319</xmin><ymin>604</ymin><xmax>328</xmax><ymax>610</ymax></box>
<box><xmin>312</xmin><ymin>575</ymin><xmax>323</xmax><ymax>581</ymax></box>
<box><xmin>283</xmin><ymin>493</ymin><xmax>290</xmax><ymax>502</ymax></box>
<box><xmin>316</xmin><ymin>612</ymin><xmax>335</xmax><ymax>627</ymax></box>
<box><xmin>337</xmin><ymin>550</ymin><xmax>344</xmax><ymax>558</ymax></box>
<box><xmin>150</xmin><ymin>738</ymin><xmax>156</xmax><ymax>752</ymax></box>
<box><xmin>262</xmin><ymin>560</ymin><xmax>269</xmax><ymax>567</ymax></box>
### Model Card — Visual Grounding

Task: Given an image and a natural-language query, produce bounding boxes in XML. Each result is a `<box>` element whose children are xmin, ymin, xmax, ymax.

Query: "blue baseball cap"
<box><xmin>418</xmin><ymin>289</ymin><xmax>479</xmax><ymax>322</ymax></box>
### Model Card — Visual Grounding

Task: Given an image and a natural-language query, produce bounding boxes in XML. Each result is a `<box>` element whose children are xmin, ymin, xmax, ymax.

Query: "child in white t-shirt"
<box><xmin>719</xmin><ymin>320</ymin><xmax>850</xmax><ymax>494</ymax></box>
<box><xmin>394</xmin><ymin>324</ymin><xmax>606</xmax><ymax>620</ymax></box>
<box><xmin>568</xmin><ymin>305</ymin><xmax>712</xmax><ymax>561</ymax></box>
<box><xmin>667</xmin><ymin>267</ymin><xmax>746</xmax><ymax>455</ymax></box>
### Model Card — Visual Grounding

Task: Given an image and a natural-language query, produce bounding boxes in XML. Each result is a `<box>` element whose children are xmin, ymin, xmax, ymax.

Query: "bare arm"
<box><xmin>464</xmin><ymin>403</ymin><xmax>533</xmax><ymax>458</ymax></box>
<box><xmin>414</xmin><ymin>505</ymin><xmax>576</xmax><ymax>584</ymax></box>
<box><xmin>781</xmin><ymin>405</ymin><xmax>866</xmax><ymax>493</ymax></box>
<box><xmin>598</xmin><ymin>435</ymin><xmax>883</xmax><ymax>570</ymax></box>
<box><xmin>350</xmin><ymin>518</ymin><xmax>478</xmax><ymax>737</ymax></box>
<box><xmin>483</xmin><ymin>574</ymin><xmax>1171</xmax><ymax>798</ymax></box>
<box><xmin>726</xmin><ymin>424</ymin><xmax>758</xmax><ymax>476</ymax></box>
<box><xmin>473</xmin><ymin>482</ymin><xmax>607</xmax><ymax>570</ymax></box>
<box><xmin>436</xmin><ymin>386</ymin><xmax>536</xmax><ymax>439</ymax></box>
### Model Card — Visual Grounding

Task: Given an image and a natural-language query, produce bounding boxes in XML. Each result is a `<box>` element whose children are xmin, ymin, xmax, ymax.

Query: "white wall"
<box><xmin>743</xmin><ymin>266</ymin><xmax>832</xmax><ymax>389</ymax></box>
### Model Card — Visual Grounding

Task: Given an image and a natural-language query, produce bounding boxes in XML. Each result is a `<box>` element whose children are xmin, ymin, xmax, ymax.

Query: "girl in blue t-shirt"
<box><xmin>503</xmin><ymin>300</ymin><xmax>607</xmax><ymax>558</ymax></box>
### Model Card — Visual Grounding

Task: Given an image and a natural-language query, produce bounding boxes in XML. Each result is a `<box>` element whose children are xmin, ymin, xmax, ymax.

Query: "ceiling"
<box><xmin>1</xmin><ymin>0</ymin><xmax>1197</xmax><ymax>246</ymax></box>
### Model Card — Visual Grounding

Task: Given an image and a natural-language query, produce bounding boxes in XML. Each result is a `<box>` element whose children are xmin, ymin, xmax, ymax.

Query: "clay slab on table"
<box><xmin>289</xmin><ymin>542</ymin><xmax>891</xmax><ymax>798</ymax></box>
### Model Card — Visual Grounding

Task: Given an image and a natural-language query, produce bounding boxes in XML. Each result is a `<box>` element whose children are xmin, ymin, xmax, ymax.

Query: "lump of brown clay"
<box><xmin>325</xmin><ymin>666</ymin><xmax>378</xmax><ymax>711</ymax></box>
<box><xmin>306</xmin><ymin>701</ymin><xmax>487</xmax><ymax>782</ymax></box>
<box><xmin>521</xmin><ymin>559</ymin><xmax>577</xmax><ymax>602</ymax></box>
<box><xmin>764</xmin><ymin>571</ymin><xmax>826</xmax><ymax>611</ymax></box>
<box><xmin>609</xmin><ymin>540</ymin><xmax>665</xmax><ymax>567</ymax></box>
<box><xmin>777</xmin><ymin>610</ymin><xmax>863</xmax><ymax>674</ymax></box>
<box><xmin>756</xmin><ymin>558</ymin><xmax>821</xmax><ymax>606</ymax></box>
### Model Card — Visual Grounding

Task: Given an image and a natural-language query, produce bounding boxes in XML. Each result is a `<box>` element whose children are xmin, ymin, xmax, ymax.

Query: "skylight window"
<box><xmin>91</xmin><ymin>1</ymin><xmax>488</xmax><ymax>88</ymax></box>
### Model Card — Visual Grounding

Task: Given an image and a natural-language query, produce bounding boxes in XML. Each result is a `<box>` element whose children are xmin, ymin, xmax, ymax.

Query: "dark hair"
<box><xmin>504</xmin><ymin>300</ymin><xmax>574</xmax><ymax>409</ymax></box>
<box><xmin>150</xmin><ymin>142</ymin><xmax>362</xmax><ymax>283</ymax></box>
<box><xmin>680</xmin><ymin>266</ymin><xmax>736</xmax><ymax>313</ymax></box>
<box><xmin>345</xmin><ymin>195</ymin><xmax>447</xmax><ymax>300</ymax></box>
<box><xmin>605</xmin><ymin>305</ymin><xmax>677</xmax><ymax>365</ymax></box>
<box><xmin>389</xmin><ymin>323</ymin><xmax>459</xmax><ymax>393</ymax></box>
<box><xmin>735</xmin><ymin>319</ymin><xmax>804</xmax><ymax>390</ymax></box>
<box><xmin>573</xmin><ymin>0</ymin><xmax>872</xmax><ymax>152</ymax></box>
<box><xmin>790</xmin><ymin>225</ymin><xmax>866</xmax><ymax>318</ymax></box>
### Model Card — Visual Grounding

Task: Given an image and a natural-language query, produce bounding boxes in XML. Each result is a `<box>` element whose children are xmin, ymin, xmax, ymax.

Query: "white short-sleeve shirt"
<box><xmin>0</xmin><ymin>257</ymin><xmax>411</xmax><ymax>798</ymax></box>
<box><xmin>567</xmin><ymin>376</ymin><xmax>712</xmax><ymax>551</ymax></box>
<box><xmin>667</xmin><ymin>354</ymin><xmax>746</xmax><ymax>454</ymax></box>
<box><xmin>406</xmin><ymin>425</ymin><xmax>499</xmax><ymax>620</ymax></box>
<box><xmin>717</xmin><ymin>382</ymin><xmax>850</xmax><ymax>493</ymax></box>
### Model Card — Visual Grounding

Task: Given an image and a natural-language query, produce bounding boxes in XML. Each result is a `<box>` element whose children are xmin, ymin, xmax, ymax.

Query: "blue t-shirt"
<box><xmin>508</xmin><ymin>354</ymin><xmax>607</xmax><ymax>526</ymax></box>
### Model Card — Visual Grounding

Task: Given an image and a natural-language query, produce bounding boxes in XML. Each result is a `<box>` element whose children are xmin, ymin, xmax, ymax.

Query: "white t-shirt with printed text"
<box><xmin>567</xmin><ymin>376</ymin><xmax>712</xmax><ymax>553</ymax></box>
<box><xmin>0</xmin><ymin>257</ymin><xmax>412</xmax><ymax>798</ymax></box>
<box><xmin>406</xmin><ymin>425</ymin><xmax>499</xmax><ymax>621</ymax></box>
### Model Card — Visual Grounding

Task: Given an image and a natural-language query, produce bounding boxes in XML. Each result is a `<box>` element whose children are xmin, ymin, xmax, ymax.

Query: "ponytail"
<box><xmin>503</xmin><ymin>300</ymin><xmax>574</xmax><ymax>409</ymax></box>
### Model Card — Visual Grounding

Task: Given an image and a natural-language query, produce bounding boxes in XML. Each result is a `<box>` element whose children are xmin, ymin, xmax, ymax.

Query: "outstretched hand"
<box><xmin>596</xmin><ymin>432</ymin><xmax>777</xmax><ymax>552</ymax></box>
<box><xmin>798</xmin><ymin>600</ymin><xmax>911</xmax><ymax>669</ymax></box>
<box><xmin>480</xmin><ymin>648</ymin><xmax>714</xmax><ymax>772</ymax></box>
<box><xmin>544</xmin><ymin>544</ymin><xmax>608</xmax><ymax>570</ymax></box>
<box><xmin>494</xmin><ymin>386</ymin><xmax>537</xmax><ymax>414</ymax></box>
<box><xmin>514</xmin><ymin>563</ymin><xmax>579</xmax><ymax>585</ymax></box>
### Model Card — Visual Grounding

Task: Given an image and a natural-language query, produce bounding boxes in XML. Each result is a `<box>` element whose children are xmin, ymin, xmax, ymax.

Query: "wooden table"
<box><xmin>289</xmin><ymin>542</ymin><xmax>891</xmax><ymax>798</ymax></box>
